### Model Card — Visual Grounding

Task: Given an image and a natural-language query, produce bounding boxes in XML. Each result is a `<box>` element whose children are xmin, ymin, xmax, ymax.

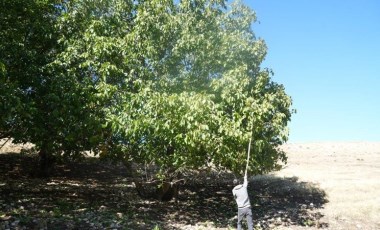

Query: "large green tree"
<box><xmin>1</xmin><ymin>0</ymin><xmax>293</xmax><ymax>191</ymax></box>
<box><xmin>55</xmin><ymin>0</ymin><xmax>292</xmax><ymax>190</ymax></box>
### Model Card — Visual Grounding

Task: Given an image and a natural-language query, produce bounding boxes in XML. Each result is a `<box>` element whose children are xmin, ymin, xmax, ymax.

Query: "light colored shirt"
<box><xmin>232</xmin><ymin>177</ymin><xmax>251</xmax><ymax>209</ymax></box>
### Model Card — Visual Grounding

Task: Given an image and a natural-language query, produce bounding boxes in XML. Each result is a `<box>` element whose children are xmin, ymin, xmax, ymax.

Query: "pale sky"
<box><xmin>244</xmin><ymin>0</ymin><xmax>380</xmax><ymax>142</ymax></box>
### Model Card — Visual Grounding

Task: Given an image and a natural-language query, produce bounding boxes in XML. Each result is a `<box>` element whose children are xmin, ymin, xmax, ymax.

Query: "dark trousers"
<box><xmin>237</xmin><ymin>206</ymin><xmax>253</xmax><ymax>230</ymax></box>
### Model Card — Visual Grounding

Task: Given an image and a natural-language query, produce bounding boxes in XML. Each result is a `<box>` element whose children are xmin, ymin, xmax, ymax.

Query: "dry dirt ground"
<box><xmin>276</xmin><ymin>142</ymin><xmax>380</xmax><ymax>230</ymax></box>
<box><xmin>0</xmin><ymin>140</ymin><xmax>379</xmax><ymax>230</ymax></box>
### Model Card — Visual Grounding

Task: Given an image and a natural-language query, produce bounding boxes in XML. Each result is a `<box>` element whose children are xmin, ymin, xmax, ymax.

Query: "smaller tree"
<box><xmin>0</xmin><ymin>0</ymin><xmax>107</xmax><ymax>176</ymax></box>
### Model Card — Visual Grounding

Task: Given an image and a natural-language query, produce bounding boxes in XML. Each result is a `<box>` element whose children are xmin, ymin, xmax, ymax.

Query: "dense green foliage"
<box><xmin>1</xmin><ymin>0</ymin><xmax>292</xmax><ymax>178</ymax></box>
<box><xmin>0</xmin><ymin>0</ymin><xmax>103</xmax><ymax>161</ymax></box>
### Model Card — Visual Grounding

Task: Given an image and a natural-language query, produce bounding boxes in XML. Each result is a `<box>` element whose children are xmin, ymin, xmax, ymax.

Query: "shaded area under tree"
<box><xmin>0</xmin><ymin>152</ymin><xmax>328</xmax><ymax>229</ymax></box>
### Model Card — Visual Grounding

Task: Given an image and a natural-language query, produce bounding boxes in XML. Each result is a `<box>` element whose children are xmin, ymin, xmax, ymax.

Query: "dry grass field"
<box><xmin>276</xmin><ymin>142</ymin><xmax>380</xmax><ymax>230</ymax></box>
<box><xmin>1</xmin><ymin>140</ymin><xmax>379</xmax><ymax>229</ymax></box>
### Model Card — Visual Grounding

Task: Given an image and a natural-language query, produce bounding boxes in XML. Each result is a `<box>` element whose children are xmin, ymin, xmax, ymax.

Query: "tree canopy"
<box><xmin>1</xmin><ymin>0</ymin><xmax>293</xmax><ymax>178</ymax></box>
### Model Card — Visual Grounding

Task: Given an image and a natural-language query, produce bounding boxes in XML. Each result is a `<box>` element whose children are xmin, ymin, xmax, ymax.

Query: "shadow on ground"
<box><xmin>250</xmin><ymin>175</ymin><xmax>329</xmax><ymax>229</ymax></box>
<box><xmin>0</xmin><ymin>153</ymin><xmax>328</xmax><ymax>229</ymax></box>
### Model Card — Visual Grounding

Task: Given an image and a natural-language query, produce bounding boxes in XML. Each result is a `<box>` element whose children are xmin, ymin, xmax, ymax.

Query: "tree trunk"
<box><xmin>37</xmin><ymin>148</ymin><xmax>54</xmax><ymax>177</ymax></box>
<box><xmin>158</xmin><ymin>181</ymin><xmax>179</xmax><ymax>201</ymax></box>
<box><xmin>133</xmin><ymin>179</ymin><xmax>179</xmax><ymax>201</ymax></box>
<box><xmin>123</xmin><ymin>160</ymin><xmax>181</xmax><ymax>201</ymax></box>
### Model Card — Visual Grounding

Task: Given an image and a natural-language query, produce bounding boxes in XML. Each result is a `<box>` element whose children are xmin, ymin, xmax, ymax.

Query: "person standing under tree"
<box><xmin>232</xmin><ymin>173</ymin><xmax>253</xmax><ymax>230</ymax></box>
